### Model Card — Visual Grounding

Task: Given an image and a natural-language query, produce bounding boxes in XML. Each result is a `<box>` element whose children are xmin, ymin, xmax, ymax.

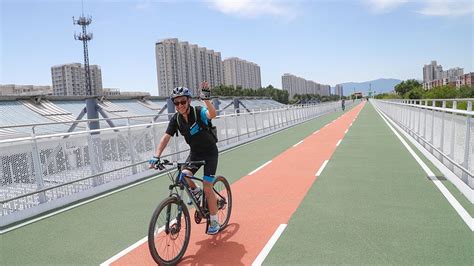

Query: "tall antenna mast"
<box><xmin>73</xmin><ymin>6</ymin><xmax>93</xmax><ymax>96</ymax></box>
<box><xmin>72</xmin><ymin>1</ymin><xmax>100</xmax><ymax>134</ymax></box>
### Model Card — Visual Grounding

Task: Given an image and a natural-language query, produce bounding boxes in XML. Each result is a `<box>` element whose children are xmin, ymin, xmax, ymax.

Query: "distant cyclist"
<box><xmin>341</xmin><ymin>98</ymin><xmax>345</xmax><ymax>111</ymax></box>
<box><xmin>149</xmin><ymin>81</ymin><xmax>221</xmax><ymax>235</ymax></box>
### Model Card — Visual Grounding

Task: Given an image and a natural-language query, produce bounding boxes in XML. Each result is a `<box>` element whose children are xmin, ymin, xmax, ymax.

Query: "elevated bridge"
<box><xmin>1</xmin><ymin>99</ymin><xmax>472</xmax><ymax>265</ymax></box>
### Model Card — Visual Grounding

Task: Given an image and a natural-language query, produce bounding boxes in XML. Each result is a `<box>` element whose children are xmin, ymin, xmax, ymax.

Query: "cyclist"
<box><xmin>341</xmin><ymin>98</ymin><xmax>345</xmax><ymax>111</ymax></box>
<box><xmin>149</xmin><ymin>81</ymin><xmax>221</xmax><ymax>235</ymax></box>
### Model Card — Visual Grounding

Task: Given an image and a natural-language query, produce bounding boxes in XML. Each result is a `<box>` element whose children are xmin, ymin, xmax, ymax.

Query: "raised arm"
<box><xmin>199</xmin><ymin>81</ymin><xmax>217</xmax><ymax>119</ymax></box>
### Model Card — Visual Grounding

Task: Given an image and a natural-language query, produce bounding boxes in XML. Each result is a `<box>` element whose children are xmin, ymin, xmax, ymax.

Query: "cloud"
<box><xmin>366</xmin><ymin>0</ymin><xmax>408</xmax><ymax>13</ymax></box>
<box><xmin>208</xmin><ymin>0</ymin><xmax>296</xmax><ymax>19</ymax></box>
<box><xmin>365</xmin><ymin>0</ymin><xmax>474</xmax><ymax>17</ymax></box>
<box><xmin>416</xmin><ymin>0</ymin><xmax>474</xmax><ymax>17</ymax></box>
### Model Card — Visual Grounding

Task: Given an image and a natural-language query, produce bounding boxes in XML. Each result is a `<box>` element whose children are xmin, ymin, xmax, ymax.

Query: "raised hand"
<box><xmin>200</xmin><ymin>81</ymin><xmax>211</xmax><ymax>100</ymax></box>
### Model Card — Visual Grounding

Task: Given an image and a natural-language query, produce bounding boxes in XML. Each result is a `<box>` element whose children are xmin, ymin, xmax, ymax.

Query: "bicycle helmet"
<box><xmin>171</xmin><ymin>87</ymin><xmax>192</xmax><ymax>99</ymax></box>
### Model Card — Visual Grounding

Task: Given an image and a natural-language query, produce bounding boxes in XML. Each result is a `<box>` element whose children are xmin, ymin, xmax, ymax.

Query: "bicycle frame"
<box><xmin>164</xmin><ymin>163</ymin><xmax>209</xmax><ymax>233</ymax></box>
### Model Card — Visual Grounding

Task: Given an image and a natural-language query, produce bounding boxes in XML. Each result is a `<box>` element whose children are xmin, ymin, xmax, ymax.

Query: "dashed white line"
<box><xmin>344</xmin><ymin>129</ymin><xmax>348</xmax><ymax>134</ymax></box>
<box><xmin>336</xmin><ymin>139</ymin><xmax>342</xmax><ymax>146</ymax></box>
<box><xmin>313</xmin><ymin>130</ymin><xmax>320</xmax><ymax>135</ymax></box>
<box><xmin>252</xmin><ymin>224</ymin><xmax>287</xmax><ymax>266</ymax></box>
<box><xmin>248</xmin><ymin>160</ymin><xmax>272</xmax><ymax>175</ymax></box>
<box><xmin>315</xmin><ymin>160</ymin><xmax>329</xmax><ymax>176</ymax></box>
<box><xmin>293</xmin><ymin>140</ymin><xmax>303</xmax><ymax>147</ymax></box>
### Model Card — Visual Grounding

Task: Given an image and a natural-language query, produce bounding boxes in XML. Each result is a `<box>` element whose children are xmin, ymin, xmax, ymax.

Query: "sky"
<box><xmin>1</xmin><ymin>0</ymin><xmax>473</xmax><ymax>95</ymax></box>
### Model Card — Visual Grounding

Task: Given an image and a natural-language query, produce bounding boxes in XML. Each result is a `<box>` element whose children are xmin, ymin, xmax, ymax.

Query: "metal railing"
<box><xmin>0</xmin><ymin>101</ymin><xmax>351</xmax><ymax>226</ymax></box>
<box><xmin>372</xmin><ymin>99</ymin><xmax>473</xmax><ymax>190</ymax></box>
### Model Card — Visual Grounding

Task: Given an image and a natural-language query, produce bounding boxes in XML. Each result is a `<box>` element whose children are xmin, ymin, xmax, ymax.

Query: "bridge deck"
<box><xmin>1</xmin><ymin>102</ymin><xmax>472</xmax><ymax>265</ymax></box>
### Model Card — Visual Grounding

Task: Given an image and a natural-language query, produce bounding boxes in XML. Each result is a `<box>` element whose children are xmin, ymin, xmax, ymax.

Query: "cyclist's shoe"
<box><xmin>207</xmin><ymin>220</ymin><xmax>220</xmax><ymax>235</ymax></box>
<box><xmin>187</xmin><ymin>187</ymin><xmax>202</xmax><ymax>205</ymax></box>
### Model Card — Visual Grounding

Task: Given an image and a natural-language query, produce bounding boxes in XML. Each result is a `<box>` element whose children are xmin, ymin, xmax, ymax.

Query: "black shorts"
<box><xmin>183</xmin><ymin>152</ymin><xmax>218</xmax><ymax>179</ymax></box>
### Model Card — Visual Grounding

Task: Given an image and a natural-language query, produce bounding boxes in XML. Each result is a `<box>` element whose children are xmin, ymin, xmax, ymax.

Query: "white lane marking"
<box><xmin>336</xmin><ymin>139</ymin><xmax>342</xmax><ymax>147</ymax></box>
<box><xmin>249</xmin><ymin>160</ymin><xmax>272</xmax><ymax>175</ymax></box>
<box><xmin>373</xmin><ymin>103</ymin><xmax>474</xmax><ymax>231</ymax></box>
<box><xmin>315</xmin><ymin>160</ymin><xmax>329</xmax><ymax>176</ymax></box>
<box><xmin>313</xmin><ymin>130</ymin><xmax>320</xmax><ymax>135</ymax></box>
<box><xmin>293</xmin><ymin>140</ymin><xmax>303</xmax><ymax>147</ymax></box>
<box><xmin>344</xmin><ymin>129</ymin><xmax>348</xmax><ymax>134</ymax></box>
<box><xmin>252</xmin><ymin>224</ymin><xmax>287</xmax><ymax>266</ymax></box>
<box><xmin>101</xmin><ymin>220</ymin><xmax>170</xmax><ymax>265</ymax></box>
<box><xmin>100</xmin><ymin>236</ymin><xmax>148</xmax><ymax>266</ymax></box>
<box><xmin>350</xmin><ymin>123</ymin><xmax>353</xmax><ymax>127</ymax></box>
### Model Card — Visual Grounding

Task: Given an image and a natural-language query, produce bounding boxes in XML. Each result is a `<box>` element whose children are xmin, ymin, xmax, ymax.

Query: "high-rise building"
<box><xmin>442</xmin><ymin>67</ymin><xmax>464</xmax><ymax>82</ymax></box>
<box><xmin>223</xmin><ymin>57</ymin><xmax>262</xmax><ymax>89</ymax></box>
<box><xmin>155</xmin><ymin>38</ymin><xmax>224</xmax><ymax>97</ymax></box>
<box><xmin>334</xmin><ymin>84</ymin><xmax>344</xmax><ymax>97</ymax></box>
<box><xmin>281</xmin><ymin>73</ymin><xmax>329</xmax><ymax>99</ymax></box>
<box><xmin>51</xmin><ymin>63</ymin><xmax>102</xmax><ymax>96</ymax></box>
<box><xmin>423</xmin><ymin>60</ymin><xmax>443</xmax><ymax>83</ymax></box>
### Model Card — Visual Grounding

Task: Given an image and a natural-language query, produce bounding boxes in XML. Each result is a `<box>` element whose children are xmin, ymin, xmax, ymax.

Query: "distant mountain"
<box><xmin>335</xmin><ymin>78</ymin><xmax>402</xmax><ymax>96</ymax></box>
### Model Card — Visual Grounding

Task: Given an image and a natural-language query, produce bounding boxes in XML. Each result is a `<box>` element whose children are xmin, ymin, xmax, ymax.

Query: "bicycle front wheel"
<box><xmin>148</xmin><ymin>196</ymin><xmax>191</xmax><ymax>266</ymax></box>
<box><xmin>213</xmin><ymin>176</ymin><xmax>232</xmax><ymax>229</ymax></box>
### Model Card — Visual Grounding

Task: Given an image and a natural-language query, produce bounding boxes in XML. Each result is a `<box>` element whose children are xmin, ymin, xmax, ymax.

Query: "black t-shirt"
<box><xmin>166</xmin><ymin>106</ymin><xmax>217</xmax><ymax>155</ymax></box>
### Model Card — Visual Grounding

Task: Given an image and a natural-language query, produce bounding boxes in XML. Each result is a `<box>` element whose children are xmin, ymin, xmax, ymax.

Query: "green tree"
<box><xmin>457</xmin><ymin>85</ymin><xmax>474</xmax><ymax>98</ymax></box>
<box><xmin>405</xmin><ymin>87</ymin><xmax>424</xmax><ymax>99</ymax></box>
<box><xmin>395</xmin><ymin>79</ymin><xmax>422</xmax><ymax>96</ymax></box>
<box><xmin>423</xmin><ymin>85</ymin><xmax>457</xmax><ymax>99</ymax></box>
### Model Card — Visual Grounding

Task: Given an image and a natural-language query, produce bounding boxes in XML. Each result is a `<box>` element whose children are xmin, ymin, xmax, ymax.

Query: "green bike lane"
<box><xmin>264</xmin><ymin>103</ymin><xmax>473</xmax><ymax>265</ymax></box>
<box><xmin>1</xmin><ymin>106</ymin><xmax>351</xmax><ymax>265</ymax></box>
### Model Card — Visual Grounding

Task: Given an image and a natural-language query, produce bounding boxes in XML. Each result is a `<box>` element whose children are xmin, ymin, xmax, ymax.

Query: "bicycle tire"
<box><xmin>148</xmin><ymin>196</ymin><xmax>191</xmax><ymax>265</ymax></box>
<box><xmin>212</xmin><ymin>176</ymin><xmax>232</xmax><ymax>229</ymax></box>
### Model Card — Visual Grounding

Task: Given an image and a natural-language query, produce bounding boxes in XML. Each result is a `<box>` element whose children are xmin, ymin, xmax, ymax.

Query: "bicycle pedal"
<box><xmin>194</xmin><ymin>210</ymin><xmax>203</xmax><ymax>224</ymax></box>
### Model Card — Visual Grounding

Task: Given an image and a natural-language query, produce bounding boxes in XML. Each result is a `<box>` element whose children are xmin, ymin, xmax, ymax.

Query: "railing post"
<box><xmin>431</xmin><ymin>100</ymin><xmax>435</xmax><ymax>145</ymax></box>
<box><xmin>408</xmin><ymin>101</ymin><xmax>412</xmax><ymax>131</ymax></box>
<box><xmin>463</xmin><ymin>101</ymin><xmax>472</xmax><ymax>185</ymax></box>
<box><xmin>235</xmin><ymin>111</ymin><xmax>240</xmax><ymax>141</ymax></box>
<box><xmin>271</xmin><ymin>109</ymin><xmax>277</xmax><ymax>130</ymax></box>
<box><xmin>253</xmin><ymin>110</ymin><xmax>258</xmax><ymax>135</ymax></box>
<box><xmin>244</xmin><ymin>113</ymin><xmax>250</xmax><ymax>138</ymax></box>
<box><xmin>127</xmin><ymin>118</ymin><xmax>137</xmax><ymax>175</ymax></box>
<box><xmin>450</xmin><ymin>101</ymin><xmax>457</xmax><ymax>160</ymax></box>
<box><xmin>440</xmin><ymin>101</ymin><xmax>446</xmax><ymax>151</ymax></box>
<box><xmin>31</xmin><ymin>127</ymin><xmax>47</xmax><ymax>204</ymax></box>
<box><xmin>423</xmin><ymin>100</ymin><xmax>427</xmax><ymax>139</ymax></box>
<box><xmin>417</xmin><ymin>101</ymin><xmax>421</xmax><ymax>135</ymax></box>
<box><xmin>223</xmin><ymin>113</ymin><xmax>229</xmax><ymax>145</ymax></box>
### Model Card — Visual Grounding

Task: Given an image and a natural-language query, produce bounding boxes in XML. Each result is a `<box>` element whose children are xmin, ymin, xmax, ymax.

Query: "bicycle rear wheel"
<box><xmin>148</xmin><ymin>196</ymin><xmax>191</xmax><ymax>266</ymax></box>
<box><xmin>213</xmin><ymin>176</ymin><xmax>232</xmax><ymax>229</ymax></box>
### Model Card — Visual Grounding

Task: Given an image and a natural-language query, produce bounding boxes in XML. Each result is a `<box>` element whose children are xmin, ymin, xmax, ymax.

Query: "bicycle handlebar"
<box><xmin>154</xmin><ymin>159</ymin><xmax>206</xmax><ymax>170</ymax></box>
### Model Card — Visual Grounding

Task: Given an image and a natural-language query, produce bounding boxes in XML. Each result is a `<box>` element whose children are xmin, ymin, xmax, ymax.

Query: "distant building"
<box><xmin>51</xmin><ymin>63</ymin><xmax>103</xmax><ymax>96</ymax></box>
<box><xmin>155</xmin><ymin>38</ymin><xmax>224</xmax><ymax>97</ymax></box>
<box><xmin>281</xmin><ymin>73</ymin><xmax>330</xmax><ymax>99</ymax></box>
<box><xmin>103</xmin><ymin>88</ymin><xmax>151</xmax><ymax>97</ymax></box>
<box><xmin>457</xmin><ymin>72</ymin><xmax>474</xmax><ymax>88</ymax></box>
<box><xmin>102</xmin><ymin>88</ymin><xmax>120</xmax><ymax>96</ymax></box>
<box><xmin>120</xmin><ymin>91</ymin><xmax>151</xmax><ymax>97</ymax></box>
<box><xmin>422</xmin><ymin>60</ymin><xmax>466</xmax><ymax>90</ymax></box>
<box><xmin>423</xmin><ymin>60</ymin><xmax>443</xmax><ymax>83</ymax></box>
<box><xmin>334</xmin><ymin>84</ymin><xmax>344</xmax><ymax>97</ymax></box>
<box><xmin>223</xmin><ymin>57</ymin><xmax>261</xmax><ymax>89</ymax></box>
<box><xmin>0</xmin><ymin>84</ymin><xmax>52</xmax><ymax>96</ymax></box>
<box><xmin>320</xmin><ymin>84</ymin><xmax>331</xmax><ymax>96</ymax></box>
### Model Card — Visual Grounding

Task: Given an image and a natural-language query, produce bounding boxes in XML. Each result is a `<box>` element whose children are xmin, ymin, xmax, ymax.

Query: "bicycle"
<box><xmin>147</xmin><ymin>159</ymin><xmax>232</xmax><ymax>265</ymax></box>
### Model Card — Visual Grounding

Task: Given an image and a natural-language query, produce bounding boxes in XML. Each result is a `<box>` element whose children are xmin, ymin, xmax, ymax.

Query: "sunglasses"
<box><xmin>173</xmin><ymin>99</ymin><xmax>188</xmax><ymax>106</ymax></box>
